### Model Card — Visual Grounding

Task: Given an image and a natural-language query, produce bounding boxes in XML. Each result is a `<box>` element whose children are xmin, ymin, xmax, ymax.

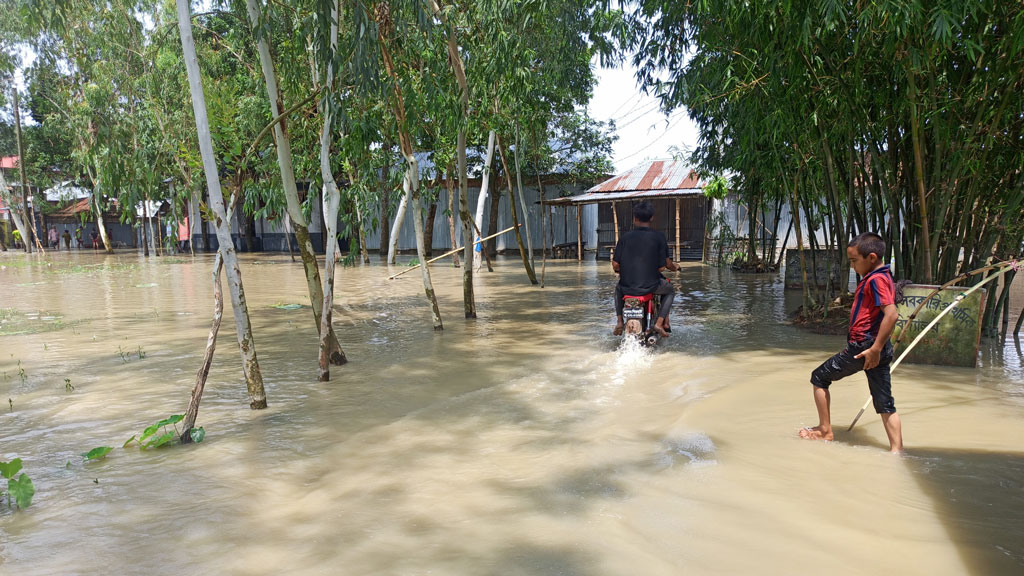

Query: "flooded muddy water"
<box><xmin>2</xmin><ymin>251</ymin><xmax>1023</xmax><ymax>575</ymax></box>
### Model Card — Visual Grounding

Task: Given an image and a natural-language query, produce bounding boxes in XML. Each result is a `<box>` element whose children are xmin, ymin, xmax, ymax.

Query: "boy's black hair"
<box><xmin>849</xmin><ymin>232</ymin><xmax>886</xmax><ymax>259</ymax></box>
<box><xmin>633</xmin><ymin>201</ymin><xmax>655</xmax><ymax>223</ymax></box>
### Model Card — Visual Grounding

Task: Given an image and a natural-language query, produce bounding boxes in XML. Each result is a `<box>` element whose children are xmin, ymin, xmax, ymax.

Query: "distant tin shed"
<box><xmin>545</xmin><ymin>159</ymin><xmax>707</xmax><ymax>260</ymax></box>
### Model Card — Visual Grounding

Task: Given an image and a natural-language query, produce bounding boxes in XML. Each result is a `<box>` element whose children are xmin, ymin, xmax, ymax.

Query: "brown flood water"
<box><xmin>1</xmin><ymin>251</ymin><xmax>1023</xmax><ymax>575</ymax></box>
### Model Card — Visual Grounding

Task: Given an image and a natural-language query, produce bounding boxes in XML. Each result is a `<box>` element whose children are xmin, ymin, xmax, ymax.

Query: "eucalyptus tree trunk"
<box><xmin>84</xmin><ymin>155</ymin><xmax>114</xmax><ymax>254</ymax></box>
<box><xmin>387</xmin><ymin>191</ymin><xmax>409</xmax><ymax>264</ymax></box>
<box><xmin>0</xmin><ymin>171</ymin><xmax>31</xmax><ymax>254</ymax></box>
<box><xmin>405</xmin><ymin>156</ymin><xmax>443</xmax><ymax>330</ymax></box>
<box><xmin>445</xmin><ymin>170</ymin><xmax>460</xmax><ymax>267</ymax></box>
<box><xmin>513</xmin><ymin>124</ymin><xmax>534</xmax><ymax>267</ymax></box>
<box><xmin>11</xmin><ymin>88</ymin><xmax>35</xmax><ymax>254</ymax></box>
<box><xmin>428</xmin><ymin>0</ymin><xmax>476</xmax><ymax>316</ymax></box>
<box><xmin>497</xmin><ymin>136</ymin><xmax>538</xmax><ymax>284</ymax></box>
<box><xmin>177</xmin><ymin>0</ymin><xmax>266</xmax><ymax>409</ymax></box>
<box><xmin>142</xmin><ymin>202</ymin><xmax>150</xmax><ymax>256</ymax></box>
<box><xmin>316</xmin><ymin>0</ymin><xmax>348</xmax><ymax>381</ymax></box>
<box><xmin>244</xmin><ymin>0</ymin><xmax>345</xmax><ymax>365</ymax></box>
<box><xmin>473</xmin><ymin>131</ymin><xmax>496</xmax><ymax>269</ymax></box>
<box><xmin>373</xmin><ymin>4</ymin><xmax>444</xmax><ymax>329</ymax></box>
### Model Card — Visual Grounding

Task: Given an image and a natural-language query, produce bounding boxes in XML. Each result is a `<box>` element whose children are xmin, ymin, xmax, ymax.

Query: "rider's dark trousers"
<box><xmin>615</xmin><ymin>279</ymin><xmax>675</xmax><ymax>319</ymax></box>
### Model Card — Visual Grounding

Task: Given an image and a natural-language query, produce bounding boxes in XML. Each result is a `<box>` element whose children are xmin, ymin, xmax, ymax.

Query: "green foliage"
<box><xmin>81</xmin><ymin>446</ymin><xmax>113</xmax><ymax>461</ymax></box>
<box><xmin>124</xmin><ymin>414</ymin><xmax>186</xmax><ymax>450</ymax></box>
<box><xmin>702</xmin><ymin>176</ymin><xmax>728</xmax><ymax>201</ymax></box>
<box><xmin>631</xmin><ymin>0</ymin><xmax>1024</xmax><ymax>318</ymax></box>
<box><xmin>1</xmin><ymin>458</ymin><xmax>35</xmax><ymax>509</ymax></box>
<box><xmin>189</xmin><ymin>427</ymin><xmax>205</xmax><ymax>444</ymax></box>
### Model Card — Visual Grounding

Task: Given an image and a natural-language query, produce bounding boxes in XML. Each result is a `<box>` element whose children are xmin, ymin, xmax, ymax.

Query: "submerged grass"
<box><xmin>0</xmin><ymin>308</ymin><xmax>92</xmax><ymax>336</ymax></box>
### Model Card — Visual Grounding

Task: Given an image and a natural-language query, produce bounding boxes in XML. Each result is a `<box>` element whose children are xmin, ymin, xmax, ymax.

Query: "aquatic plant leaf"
<box><xmin>159</xmin><ymin>414</ymin><xmax>184</xmax><ymax>427</ymax></box>
<box><xmin>139</xmin><ymin>423</ymin><xmax>160</xmax><ymax>443</ymax></box>
<box><xmin>144</xmin><ymin>432</ymin><xmax>175</xmax><ymax>449</ymax></box>
<box><xmin>82</xmin><ymin>447</ymin><xmax>114</xmax><ymax>461</ymax></box>
<box><xmin>0</xmin><ymin>458</ymin><xmax>23</xmax><ymax>480</ymax></box>
<box><xmin>8</xmin><ymin>474</ymin><xmax>34</xmax><ymax>508</ymax></box>
<box><xmin>273</xmin><ymin>303</ymin><xmax>303</xmax><ymax>310</ymax></box>
<box><xmin>190</xmin><ymin>427</ymin><xmax>205</xmax><ymax>444</ymax></box>
<box><xmin>123</xmin><ymin>435</ymin><xmax>137</xmax><ymax>448</ymax></box>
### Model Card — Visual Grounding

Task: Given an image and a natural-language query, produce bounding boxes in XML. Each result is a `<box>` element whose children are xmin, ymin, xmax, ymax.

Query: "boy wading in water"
<box><xmin>800</xmin><ymin>232</ymin><xmax>904</xmax><ymax>452</ymax></box>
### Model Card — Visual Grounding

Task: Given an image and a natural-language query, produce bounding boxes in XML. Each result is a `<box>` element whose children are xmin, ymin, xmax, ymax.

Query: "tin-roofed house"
<box><xmin>544</xmin><ymin>159</ymin><xmax>708</xmax><ymax>260</ymax></box>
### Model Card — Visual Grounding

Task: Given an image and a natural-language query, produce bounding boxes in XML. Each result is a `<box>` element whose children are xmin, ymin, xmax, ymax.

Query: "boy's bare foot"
<box><xmin>613</xmin><ymin>323</ymin><xmax>624</xmax><ymax>336</ymax></box>
<box><xmin>798</xmin><ymin>426</ymin><xmax>833</xmax><ymax>441</ymax></box>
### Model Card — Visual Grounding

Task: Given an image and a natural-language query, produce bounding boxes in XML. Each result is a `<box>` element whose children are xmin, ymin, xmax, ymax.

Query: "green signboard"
<box><xmin>893</xmin><ymin>285</ymin><xmax>987</xmax><ymax>368</ymax></box>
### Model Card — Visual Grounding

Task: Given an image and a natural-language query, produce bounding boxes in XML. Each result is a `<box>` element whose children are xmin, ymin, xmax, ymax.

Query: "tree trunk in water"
<box><xmin>245</xmin><ymin>0</ymin><xmax>344</xmax><ymax>365</ymax></box>
<box><xmin>474</xmin><ymin>131</ymin><xmax>496</xmax><ymax>269</ymax></box>
<box><xmin>317</xmin><ymin>0</ymin><xmax>348</xmax><ymax>381</ymax></box>
<box><xmin>177</xmin><ymin>0</ymin><xmax>266</xmax><ymax>409</ymax></box>
<box><xmin>537</xmin><ymin>170</ymin><xmax>547</xmax><ymax>286</ymax></box>
<box><xmin>423</xmin><ymin>200</ymin><xmax>437</xmax><ymax>257</ymax></box>
<box><xmin>12</xmin><ymin>88</ymin><xmax>35</xmax><ymax>254</ymax></box>
<box><xmin>142</xmin><ymin>204</ymin><xmax>150</xmax><ymax>257</ymax></box>
<box><xmin>405</xmin><ymin>158</ymin><xmax>443</xmax><ymax>330</ymax></box>
<box><xmin>513</xmin><ymin>124</ymin><xmax>533</xmax><ymax>267</ymax></box>
<box><xmin>444</xmin><ymin>170</ymin><xmax>460</xmax><ymax>267</ymax></box>
<box><xmin>283</xmin><ymin>213</ymin><xmax>295</xmax><ymax>261</ymax></box>
<box><xmin>388</xmin><ymin>190</ymin><xmax>408</xmax><ymax>264</ymax></box>
<box><xmin>488</xmin><ymin>186</ymin><xmax>501</xmax><ymax>257</ymax></box>
<box><xmin>181</xmin><ymin>252</ymin><xmax>224</xmax><ymax>442</ymax></box>
<box><xmin>379</xmin><ymin>165</ymin><xmax>390</xmax><ymax>260</ymax></box>
<box><xmin>497</xmin><ymin>138</ymin><xmax>538</xmax><ymax>284</ymax></box>
<box><xmin>200</xmin><ymin>189</ymin><xmax>211</xmax><ymax>251</ymax></box>
<box><xmin>0</xmin><ymin>170</ymin><xmax>32</xmax><ymax>254</ymax></box>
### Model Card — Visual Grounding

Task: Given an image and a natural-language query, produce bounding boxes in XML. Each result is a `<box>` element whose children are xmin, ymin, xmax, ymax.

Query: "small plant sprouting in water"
<box><xmin>136</xmin><ymin>345</ymin><xmax>146</xmax><ymax>360</ymax></box>
<box><xmin>64</xmin><ymin>378</ymin><xmax>74</xmax><ymax>392</ymax></box>
<box><xmin>123</xmin><ymin>414</ymin><xmax>204</xmax><ymax>450</ymax></box>
<box><xmin>117</xmin><ymin>345</ymin><xmax>129</xmax><ymax>363</ymax></box>
<box><xmin>17</xmin><ymin>360</ymin><xmax>26</xmax><ymax>383</ymax></box>
<box><xmin>8</xmin><ymin>398</ymin><xmax>12</xmax><ymax>412</ymax></box>
<box><xmin>0</xmin><ymin>458</ymin><xmax>35</xmax><ymax>509</ymax></box>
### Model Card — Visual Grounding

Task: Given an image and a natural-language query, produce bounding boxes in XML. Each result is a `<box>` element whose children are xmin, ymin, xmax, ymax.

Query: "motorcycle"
<box><xmin>621</xmin><ymin>292</ymin><xmax>662</xmax><ymax>346</ymax></box>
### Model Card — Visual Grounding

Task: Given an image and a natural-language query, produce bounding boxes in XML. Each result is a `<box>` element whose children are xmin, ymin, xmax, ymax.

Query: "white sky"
<box><xmin>589</xmin><ymin>62</ymin><xmax>699</xmax><ymax>173</ymax></box>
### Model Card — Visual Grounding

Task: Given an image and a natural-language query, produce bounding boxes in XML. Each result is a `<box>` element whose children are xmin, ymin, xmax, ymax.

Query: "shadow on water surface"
<box><xmin>844</xmin><ymin>428</ymin><xmax>1024</xmax><ymax>574</ymax></box>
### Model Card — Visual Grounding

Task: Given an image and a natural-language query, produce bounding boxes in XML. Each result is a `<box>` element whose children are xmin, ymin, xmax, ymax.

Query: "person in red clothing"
<box><xmin>799</xmin><ymin>232</ymin><xmax>904</xmax><ymax>452</ymax></box>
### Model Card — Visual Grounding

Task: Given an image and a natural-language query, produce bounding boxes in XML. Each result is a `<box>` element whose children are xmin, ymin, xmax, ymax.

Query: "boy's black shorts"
<box><xmin>810</xmin><ymin>339</ymin><xmax>896</xmax><ymax>414</ymax></box>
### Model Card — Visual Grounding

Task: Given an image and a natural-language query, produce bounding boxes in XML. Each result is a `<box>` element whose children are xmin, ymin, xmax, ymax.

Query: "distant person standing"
<box><xmin>62</xmin><ymin>228</ymin><xmax>72</xmax><ymax>250</ymax></box>
<box><xmin>48</xmin><ymin>225</ymin><xmax>59</xmax><ymax>249</ymax></box>
<box><xmin>178</xmin><ymin>216</ymin><xmax>190</xmax><ymax>253</ymax></box>
<box><xmin>75</xmin><ymin>226</ymin><xmax>84</xmax><ymax>248</ymax></box>
<box><xmin>90</xmin><ymin>228</ymin><xmax>100</xmax><ymax>251</ymax></box>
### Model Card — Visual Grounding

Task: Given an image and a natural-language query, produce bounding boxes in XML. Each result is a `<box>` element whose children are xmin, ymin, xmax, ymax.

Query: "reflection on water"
<box><xmin>1</xmin><ymin>251</ymin><xmax>1023</xmax><ymax>575</ymax></box>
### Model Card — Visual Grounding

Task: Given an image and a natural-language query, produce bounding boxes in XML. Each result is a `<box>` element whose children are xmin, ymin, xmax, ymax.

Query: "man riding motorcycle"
<box><xmin>611</xmin><ymin>201</ymin><xmax>680</xmax><ymax>338</ymax></box>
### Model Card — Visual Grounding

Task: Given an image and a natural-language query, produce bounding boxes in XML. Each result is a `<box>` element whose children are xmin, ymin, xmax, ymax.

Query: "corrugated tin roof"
<box><xmin>544</xmin><ymin>160</ymin><xmax>704</xmax><ymax>205</ymax></box>
<box><xmin>546</xmin><ymin>188</ymin><xmax>704</xmax><ymax>205</ymax></box>
<box><xmin>51</xmin><ymin>198</ymin><xmax>92</xmax><ymax>219</ymax></box>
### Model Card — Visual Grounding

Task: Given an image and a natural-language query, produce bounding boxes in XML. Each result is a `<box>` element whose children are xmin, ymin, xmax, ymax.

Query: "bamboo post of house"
<box><xmin>576</xmin><ymin>205</ymin><xmax>582</xmax><ymax>262</ymax></box>
<box><xmin>675</xmin><ymin>198</ymin><xmax>681</xmax><ymax>261</ymax></box>
<box><xmin>612</xmin><ymin>201</ymin><xmax>620</xmax><ymax>245</ymax></box>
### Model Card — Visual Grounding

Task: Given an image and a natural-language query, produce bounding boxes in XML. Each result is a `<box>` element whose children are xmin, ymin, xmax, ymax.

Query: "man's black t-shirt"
<box><xmin>613</xmin><ymin>226</ymin><xmax>668</xmax><ymax>295</ymax></box>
